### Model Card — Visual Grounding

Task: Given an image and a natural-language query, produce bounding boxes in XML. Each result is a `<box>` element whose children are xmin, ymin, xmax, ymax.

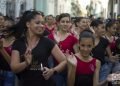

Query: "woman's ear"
<box><xmin>92</xmin><ymin>43</ymin><xmax>95</xmax><ymax>48</ymax></box>
<box><xmin>92</xmin><ymin>45</ymin><xmax>95</xmax><ymax>48</ymax></box>
<box><xmin>26</xmin><ymin>22</ymin><xmax>30</xmax><ymax>28</ymax></box>
<box><xmin>76</xmin><ymin>22</ymin><xmax>79</xmax><ymax>27</ymax></box>
<box><xmin>93</xmin><ymin>26</ymin><xmax>97</xmax><ymax>32</ymax></box>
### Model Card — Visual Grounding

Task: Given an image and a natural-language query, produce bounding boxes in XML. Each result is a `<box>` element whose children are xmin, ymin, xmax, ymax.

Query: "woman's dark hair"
<box><xmin>58</xmin><ymin>13</ymin><xmax>71</xmax><ymax>22</ymax></box>
<box><xmin>105</xmin><ymin>19</ymin><xmax>116</xmax><ymax>31</ymax></box>
<box><xmin>37</xmin><ymin>11</ymin><xmax>44</xmax><ymax>17</ymax></box>
<box><xmin>0</xmin><ymin>12</ymin><xmax>3</xmax><ymax>16</ymax></box>
<box><xmin>74</xmin><ymin>17</ymin><xmax>85</xmax><ymax>27</ymax></box>
<box><xmin>79</xmin><ymin>30</ymin><xmax>95</xmax><ymax>44</ymax></box>
<box><xmin>12</xmin><ymin>10</ymin><xmax>42</xmax><ymax>39</ymax></box>
<box><xmin>45</xmin><ymin>15</ymin><xmax>54</xmax><ymax>21</ymax></box>
<box><xmin>3</xmin><ymin>16</ymin><xmax>15</xmax><ymax>36</ymax></box>
<box><xmin>55</xmin><ymin>15</ymin><xmax>60</xmax><ymax>22</ymax></box>
<box><xmin>90</xmin><ymin>19</ymin><xmax>103</xmax><ymax>28</ymax></box>
<box><xmin>4</xmin><ymin>16</ymin><xmax>13</xmax><ymax>21</ymax></box>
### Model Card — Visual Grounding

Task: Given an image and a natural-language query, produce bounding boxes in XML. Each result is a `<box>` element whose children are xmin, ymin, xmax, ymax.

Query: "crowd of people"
<box><xmin>0</xmin><ymin>10</ymin><xmax>120</xmax><ymax>86</ymax></box>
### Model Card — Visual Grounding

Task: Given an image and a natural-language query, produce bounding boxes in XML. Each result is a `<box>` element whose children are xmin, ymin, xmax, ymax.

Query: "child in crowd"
<box><xmin>67</xmin><ymin>30</ymin><xmax>101</xmax><ymax>86</ymax></box>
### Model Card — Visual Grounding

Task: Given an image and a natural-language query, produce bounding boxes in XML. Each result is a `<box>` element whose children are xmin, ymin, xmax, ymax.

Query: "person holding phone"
<box><xmin>10</xmin><ymin>10</ymin><xmax>66</xmax><ymax>86</ymax></box>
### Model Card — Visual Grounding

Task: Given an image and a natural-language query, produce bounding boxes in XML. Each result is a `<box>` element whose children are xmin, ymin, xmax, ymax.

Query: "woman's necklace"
<box><xmin>26</xmin><ymin>38</ymin><xmax>39</xmax><ymax>51</ymax></box>
<box><xmin>105</xmin><ymin>35</ymin><xmax>113</xmax><ymax>43</ymax></box>
<box><xmin>54</xmin><ymin>31</ymin><xmax>69</xmax><ymax>43</ymax></box>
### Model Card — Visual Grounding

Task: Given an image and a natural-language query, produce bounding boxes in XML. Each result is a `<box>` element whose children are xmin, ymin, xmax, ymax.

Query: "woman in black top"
<box><xmin>10</xmin><ymin>10</ymin><xmax>66</xmax><ymax>86</ymax></box>
<box><xmin>90</xmin><ymin>19</ymin><xmax>118</xmax><ymax>86</ymax></box>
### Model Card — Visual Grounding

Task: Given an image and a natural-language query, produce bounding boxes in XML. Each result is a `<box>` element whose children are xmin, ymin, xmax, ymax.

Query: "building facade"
<box><xmin>0</xmin><ymin>0</ymin><xmax>34</xmax><ymax>19</ymax></box>
<box><xmin>34</xmin><ymin>0</ymin><xmax>72</xmax><ymax>16</ymax></box>
<box><xmin>108</xmin><ymin>0</ymin><xmax>120</xmax><ymax>19</ymax></box>
<box><xmin>0</xmin><ymin>0</ymin><xmax>7</xmax><ymax>15</ymax></box>
<box><xmin>35</xmin><ymin>0</ymin><xmax>54</xmax><ymax>16</ymax></box>
<box><xmin>1</xmin><ymin>0</ymin><xmax>118</xmax><ymax>18</ymax></box>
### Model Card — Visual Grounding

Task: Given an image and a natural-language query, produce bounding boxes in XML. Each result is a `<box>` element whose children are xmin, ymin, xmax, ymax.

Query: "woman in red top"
<box><xmin>71</xmin><ymin>17</ymin><xmax>88</xmax><ymax>39</ymax></box>
<box><xmin>48</xmin><ymin>13</ymin><xmax>78</xmax><ymax>54</ymax></box>
<box><xmin>45</xmin><ymin>15</ymin><xmax>56</xmax><ymax>34</ymax></box>
<box><xmin>104</xmin><ymin>19</ymin><xmax>120</xmax><ymax>73</ymax></box>
<box><xmin>104</xmin><ymin>19</ymin><xmax>118</xmax><ymax>55</ymax></box>
<box><xmin>67</xmin><ymin>30</ymin><xmax>101</xmax><ymax>86</ymax></box>
<box><xmin>0</xmin><ymin>16</ymin><xmax>16</xmax><ymax>86</ymax></box>
<box><xmin>48</xmin><ymin>13</ymin><xmax>78</xmax><ymax>86</ymax></box>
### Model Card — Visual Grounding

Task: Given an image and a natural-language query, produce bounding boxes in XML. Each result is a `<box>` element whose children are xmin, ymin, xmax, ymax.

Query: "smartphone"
<box><xmin>40</xmin><ymin>63</ymin><xmax>45</xmax><ymax>72</ymax></box>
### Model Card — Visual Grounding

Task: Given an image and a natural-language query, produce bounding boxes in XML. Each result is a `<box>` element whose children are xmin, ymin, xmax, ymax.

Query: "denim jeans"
<box><xmin>0</xmin><ymin>70</ymin><xmax>4</xmax><ymax>86</ymax></box>
<box><xmin>53</xmin><ymin>73</ymin><xmax>67</xmax><ymax>86</ymax></box>
<box><xmin>3</xmin><ymin>71</ymin><xmax>15</xmax><ymax>86</ymax></box>
<box><xmin>99</xmin><ymin>62</ymin><xmax>113</xmax><ymax>82</ymax></box>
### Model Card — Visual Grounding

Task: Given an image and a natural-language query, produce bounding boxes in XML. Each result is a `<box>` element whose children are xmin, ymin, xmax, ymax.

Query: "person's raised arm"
<box><xmin>10</xmin><ymin>49</ymin><xmax>32</xmax><ymax>73</ymax></box>
<box><xmin>66</xmin><ymin>53</ymin><xmax>77</xmax><ymax>86</ymax></box>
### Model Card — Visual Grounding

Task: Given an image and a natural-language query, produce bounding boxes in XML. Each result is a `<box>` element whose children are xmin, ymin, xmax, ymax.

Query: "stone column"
<box><xmin>0</xmin><ymin>0</ymin><xmax>6</xmax><ymax>15</ymax></box>
<box><xmin>26</xmin><ymin>0</ymin><xmax>34</xmax><ymax>10</ymax></box>
<box><xmin>118</xmin><ymin>0</ymin><xmax>120</xmax><ymax>15</ymax></box>
<box><xmin>15</xmin><ymin>0</ymin><xmax>21</xmax><ymax>18</ymax></box>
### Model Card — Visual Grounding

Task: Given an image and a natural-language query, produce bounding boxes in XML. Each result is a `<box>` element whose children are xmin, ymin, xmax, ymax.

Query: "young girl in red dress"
<box><xmin>67</xmin><ymin>30</ymin><xmax>101</xmax><ymax>86</ymax></box>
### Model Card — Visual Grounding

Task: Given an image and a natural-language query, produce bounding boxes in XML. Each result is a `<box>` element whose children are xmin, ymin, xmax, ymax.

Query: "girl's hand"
<box><xmin>66</xmin><ymin>50</ymin><xmax>77</xmax><ymax>86</ymax></box>
<box><xmin>65</xmin><ymin>50</ymin><xmax>77</xmax><ymax>67</ymax></box>
<box><xmin>109</xmin><ymin>55</ymin><xmax>119</xmax><ymax>63</ymax></box>
<box><xmin>24</xmin><ymin>49</ymin><xmax>32</xmax><ymax>65</ymax></box>
<box><xmin>42</xmin><ymin>67</ymin><xmax>54</xmax><ymax>80</ymax></box>
<box><xmin>115</xmin><ymin>54</ymin><xmax>120</xmax><ymax>61</ymax></box>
